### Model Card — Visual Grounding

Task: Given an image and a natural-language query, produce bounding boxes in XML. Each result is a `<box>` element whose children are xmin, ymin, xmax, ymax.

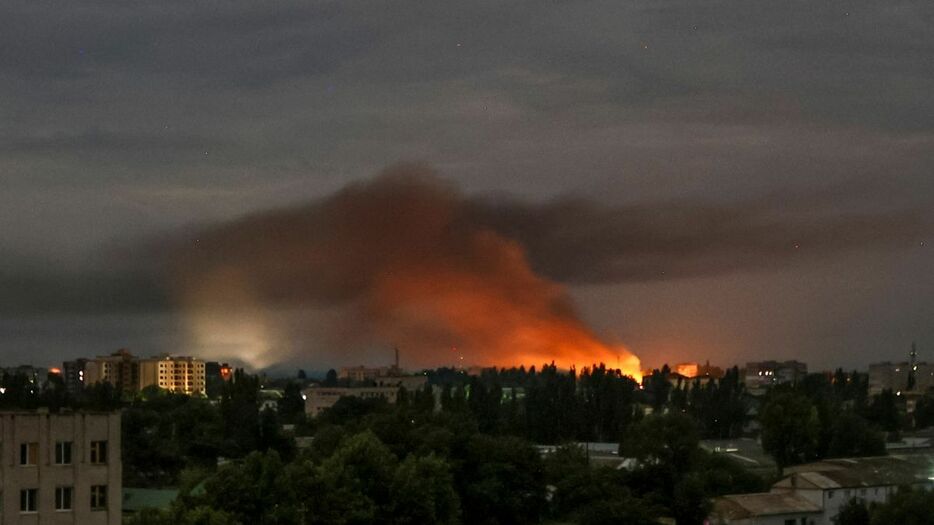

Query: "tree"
<box><xmin>277</xmin><ymin>382</ymin><xmax>306</xmax><ymax>424</ymax></box>
<box><xmin>459</xmin><ymin>434</ymin><xmax>546</xmax><ymax>525</ymax></box>
<box><xmin>865</xmin><ymin>389</ymin><xmax>903</xmax><ymax>433</ymax></box>
<box><xmin>620</xmin><ymin>413</ymin><xmax>703</xmax><ymax>519</ymax></box>
<box><xmin>672</xmin><ymin>472</ymin><xmax>711</xmax><ymax>525</ymax></box>
<box><xmin>760</xmin><ymin>392</ymin><xmax>819</xmax><ymax>472</ymax></box>
<box><xmin>826</xmin><ymin>412</ymin><xmax>885</xmax><ymax>458</ymax></box>
<box><xmin>315</xmin><ymin>430</ymin><xmax>398</xmax><ymax>524</ymax></box>
<box><xmin>913</xmin><ymin>391</ymin><xmax>934</xmax><ymax>429</ymax></box>
<box><xmin>869</xmin><ymin>487</ymin><xmax>934</xmax><ymax>525</ymax></box>
<box><xmin>388</xmin><ymin>454</ymin><xmax>460</xmax><ymax>524</ymax></box>
<box><xmin>196</xmin><ymin>450</ymin><xmax>296</xmax><ymax>525</ymax></box>
<box><xmin>621</xmin><ymin>412</ymin><xmax>700</xmax><ymax>472</ymax></box>
<box><xmin>644</xmin><ymin>365</ymin><xmax>673</xmax><ymax>411</ymax></box>
<box><xmin>578</xmin><ymin>494</ymin><xmax>660</xmax><ymax>525</ymax></box>
<box><xmin>834</xmin><ymin>498</ymin><xmax>870</xmax><ymax>525</ymax></box>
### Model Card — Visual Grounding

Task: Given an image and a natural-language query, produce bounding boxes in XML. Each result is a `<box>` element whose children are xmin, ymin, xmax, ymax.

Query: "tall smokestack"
<box><xmin>394</xmin><ymin>347</ymin><xmax>400</xmax><ymax>371</ymax></box>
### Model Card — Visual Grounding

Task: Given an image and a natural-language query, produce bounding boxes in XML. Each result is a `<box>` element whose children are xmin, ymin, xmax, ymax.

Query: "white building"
<box><xmin>710</xmin><ymin>455</ymin><xmax>934</xmax><ymax>525</ymax></box>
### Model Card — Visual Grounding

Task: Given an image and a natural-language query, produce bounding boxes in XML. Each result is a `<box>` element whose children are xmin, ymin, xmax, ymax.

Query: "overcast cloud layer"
<box><xmin>1</xmin><ymin>0</ymin><xmax>932</xmax><ymax>370</ymax></box>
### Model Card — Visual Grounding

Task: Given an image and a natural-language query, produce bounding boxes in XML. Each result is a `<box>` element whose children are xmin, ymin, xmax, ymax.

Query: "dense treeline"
<box><xmin>834</xmin><ymin>487</ymin><xmax>934</xmax><ymax>525</ymax></box>
<box><xmin>758</xmin><ymin>371</ymin><xmax>891</xmax><ymax>471</ymax></box>
<box><xmin>125</xmin><ymin>382</ymin><xmax>763</xmax><ymax>525</ymax></box>
<box><xmin>0</xmin><ymin>362</ymin><xmax>927</xmax><ymax>524</ymax></box>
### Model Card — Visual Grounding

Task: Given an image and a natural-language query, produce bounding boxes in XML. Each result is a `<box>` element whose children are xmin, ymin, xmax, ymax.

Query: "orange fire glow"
<box><xmin>171</xmin><ymin>166</ymin><xmax>641</xmax><ymax>377</ymax></box>
<box><xmin>368</xmin><ymin>231</ymin><xmax>642</xmax><ymax>380</ymax></box>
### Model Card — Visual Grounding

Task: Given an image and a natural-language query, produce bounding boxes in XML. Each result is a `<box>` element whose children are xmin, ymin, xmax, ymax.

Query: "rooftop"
<box><xmin>699</xmin><ymin>438</ymin><xmax>777</xmax><ymax>473</ymax></box>
<box><xmin>122</xmin><ymin>488</ymin><xmax>178</xmax><ymax>513</ymax></box>
<box><xmin>714</xmin><ymin>492</ymin><xmax>821</xmax><ymax>519</ymax></box>
<box><xmin>782</xmin><ymin>455</ymin><xmax>934</xmax><ymax>489</ymax></box>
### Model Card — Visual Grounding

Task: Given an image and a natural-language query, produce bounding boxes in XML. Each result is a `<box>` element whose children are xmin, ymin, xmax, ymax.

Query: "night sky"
<box><xmin>1</xmin><ymin>0</ymin><xmax>932</xmax><ymax>371</ymax></box>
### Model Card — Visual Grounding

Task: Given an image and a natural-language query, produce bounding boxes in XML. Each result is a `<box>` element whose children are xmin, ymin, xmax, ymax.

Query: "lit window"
<box><xmin>90</xmin><ymin>441</ymin><xmax>108</xmax><ymax>464</ymax></box>
<box><xmin>55</xmin><ymin>441</ymin><xmax>73</xmax><ymax>465</ymax></box>
<box><xmin>19</xmin><ymin>443</ymin><xmax>38</xmax><ymax>466</ymax></box>
<box><xmin>20</xmin><ymin>488</ymin><xmax>37</xmax><ymax>513</ymax></box>
<box><xmin>90</xmin><ymin>485</ymin><xmax>107</xmax><ymax>510</ymax></box>
<box><xmin>55</xmin><ymin>487</ymin><xmax>73</xmax><ymax>511</ymax></box>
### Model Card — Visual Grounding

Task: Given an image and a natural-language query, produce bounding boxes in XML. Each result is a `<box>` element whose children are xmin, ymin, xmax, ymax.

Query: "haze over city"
<box><xmin>2</xmin><ymin>0</ymin><xmax>932</xmax><ymax>372</ymax></box>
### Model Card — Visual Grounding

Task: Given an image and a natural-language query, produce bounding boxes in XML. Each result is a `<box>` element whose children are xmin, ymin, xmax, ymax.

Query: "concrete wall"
<box><xmin>0</xmin><ymin>411</ymin><xmax>121</xmax><ymax>525</ymax></box>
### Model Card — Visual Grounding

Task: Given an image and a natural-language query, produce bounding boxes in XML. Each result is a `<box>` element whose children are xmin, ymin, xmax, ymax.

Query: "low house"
<box><xmin>303</xmin><ymin>385</ymin><xmax>401</xmax><ymax>417</ymax></box>
<box><xmin>713</xmin><ymin>492</ymin><xmax>821</xmax><ymax>525</ymax></box>
<box><xmin>710</xmin><ymin>455</ymin><xmax>934</xmax><ymax>525</ymax></box>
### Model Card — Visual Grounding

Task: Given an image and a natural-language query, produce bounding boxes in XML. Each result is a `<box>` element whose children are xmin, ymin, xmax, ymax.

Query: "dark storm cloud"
<box><xmin>0</xmin><ymin>130</ymin><xmax>224</xmax><ymax>157</ymax></box>
<box><xmin>473</xmin><ymin>195</ymin><xmax>925</xmax><ymax>285</ymax></box>
<box><xmin>3</xmin><ymin>166</ymin><xmax>924</xmax><ymax>316</ymax></box>
<box><xmin>1</xmin><ymin>0</ymin><xmax>933</xmax><ymax>367</ymax></box>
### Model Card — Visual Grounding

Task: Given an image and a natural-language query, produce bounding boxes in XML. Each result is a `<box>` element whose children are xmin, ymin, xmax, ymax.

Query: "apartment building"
<box><xmin>79</xmin><ymin>351</ymin><xmax>206</xmax><ymax>396</ymax></box>
<box><xmin>139</xmin><ymin>355</ymin><xmax>206</xmax><ymax>396</ymax></box>
<box><xmin>303</xmin><ymin>386</ymin><xmax>402</xmax><ymax>417</ymax></box>
<box><xmin>83</xmin><ymin>350</ymin><xmax>139</xmax><ymax>396</ymax></box>
<box><xmin>744</xmin><ymin>360</ymin><xmax>808</xmax><ymax>394</ymax></box>
<box><xmin>868</xmin><ymin>361</ymin><xmax>934</xmax><ymax>395</ymax></box>
<box><xmin>0</xmin><ymin>410</ymin><xmax>121</xmax><ymax>525</ymax></box>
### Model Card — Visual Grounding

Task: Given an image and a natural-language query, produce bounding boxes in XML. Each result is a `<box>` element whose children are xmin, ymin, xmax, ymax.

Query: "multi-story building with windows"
<box><xmin>139</xmin><ymin>355</ymin><xmax>206</xmax><ymax>396</ymax></box>
<box><xmin>83</xmin><ymin>349</ymin><xmax>140</xmax><ymax>396</ymax></box>
<box><xmin>744</xmin><ymin>360</ymin><xmax>808</xmax><ymax>394</ymax></box>
<box><xmin>303</xmin><ymin>386</ymin><xmax>402</xmax><ymax>417</ymax></box>
<box><xmin>0</xmin><ymin>410</ymin><xmax>121</xmax><ymax>524</ymax></box>
<box><xmin>61</xmin><ymin>359</ymin><xmax>89</xmax><ymax>395</ymax></box>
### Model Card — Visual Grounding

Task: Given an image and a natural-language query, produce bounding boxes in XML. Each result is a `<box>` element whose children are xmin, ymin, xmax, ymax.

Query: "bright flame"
<box><xmin>170</xmin><ymin>168</ymin><xmax>642</xmax><ymax>376</ymax></box>
<box><xmin>369</xmin><ymin>232</ymin><xmax>642</xmax><ymax>379</ymax></box>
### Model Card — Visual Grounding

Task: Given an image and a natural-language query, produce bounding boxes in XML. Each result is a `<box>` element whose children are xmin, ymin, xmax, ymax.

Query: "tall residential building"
<box><xmin>84</xmin><ymin>349</ymin><xmax>140</xmax><ymax>396</ymax></box>
<box><xmin>139</xmin><ymin>355</ymin><xmax>206</xmax><ymax>396</ymax></box>
<box><xmin>205</xmin><ymin>362</ymin><xmax>233</xmax><ymax>382</ymax></box>
<box><xmin>62</xmin><ymin>358</ymin><xmax>89</xmax><ymax>394</ymax></box>
<box><xmin>869</xmin><ymin>361</ymin><xmax>934</xmax><ymax>395</ymax></box>
<box><xmin>0</xmin><ymin>410</ymin><xmax>121</xmax><ymax>524</ymax></box>
<box><xmin>744</xmin><ymin>360</ymin><xmax>807</xmax><ymax>393</ymax></box>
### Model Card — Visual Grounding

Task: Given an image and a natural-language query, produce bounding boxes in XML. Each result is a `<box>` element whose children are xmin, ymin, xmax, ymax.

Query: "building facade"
<box><xmin>0</xmin><ymin>410</ymin><xmax>121</xmax><ymax>525</ymax></box>
<box><xmin>61</xmin><ymin>360</ymin><xmax>88</xmax><ymax>395</ymax></box>
<box><xmin>303</xmin><ymin>386</ymin><xmax>401</xmax><ymax>417</ymax></box>
<box><xmin>139</xmin><ymin>355</ymin><xmax>206</xmax><ymax>396</ymax></box>
<box><xmin>868</xmin><ymin>361</ymin><xmax>934</xmax><ymax>395</ymax></box>
<box><xmin>744</xmin><ymin>361</ymin><xmax>808</xmax><ymax>394</ymax></box>
<box><xmin>79</xmin><ymin>351</ymin><xmax>206</xmax><ymax>396</ymax></box>
<box><xmin>711</xmin><ymin>455</ymin><xmax>934</xmax><ymax>525</ymax></box>
<box><xmin>83</xmin><ymin>350</ymin><xmax>139</xmax><ymax>396</ymax></box>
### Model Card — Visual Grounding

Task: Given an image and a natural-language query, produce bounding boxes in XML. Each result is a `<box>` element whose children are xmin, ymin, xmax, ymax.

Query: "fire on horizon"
<box><xmin>172</xmin><ymin>165</ymin><xmax>643</xmax><ymax>378</ymax></box>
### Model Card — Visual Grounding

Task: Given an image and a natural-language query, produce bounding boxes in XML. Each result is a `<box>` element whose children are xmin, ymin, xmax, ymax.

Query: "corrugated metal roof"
<box><xmin>783</xmin><ymin>455</ymin><xmax>934</xmax><ymax>489</ymax></box>
<box><xmin>714</xmin><ymin>492</ymin><xmax>821</xmax><ymax>519</ymax></box>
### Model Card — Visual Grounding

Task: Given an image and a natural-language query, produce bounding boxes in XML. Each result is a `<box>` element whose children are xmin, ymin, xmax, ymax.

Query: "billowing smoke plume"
<box><xmin>2</xmin><ymin>163</ymin><xmax>924</xmax><ymax>371</ymax></box>
<box><xmin>168</xmin><ymin>164</ymin><xmax>641</xmax><ymax>374</ymax></box>
<box><xmin>162</xmin><ymin>164</ymin><xmax>923</xmax><ymax>371</ymax></box>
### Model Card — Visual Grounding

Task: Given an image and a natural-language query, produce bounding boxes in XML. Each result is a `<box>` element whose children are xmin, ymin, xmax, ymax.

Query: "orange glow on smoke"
<box><xmin>171</xmin><ymin>167</ymin><xmax>642</xmax><ymax>378</ymax></box>
<box><xmin>369</xmin><ymin>231</ymin><xmax>642</xmax><ymax>380</ymax></box>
